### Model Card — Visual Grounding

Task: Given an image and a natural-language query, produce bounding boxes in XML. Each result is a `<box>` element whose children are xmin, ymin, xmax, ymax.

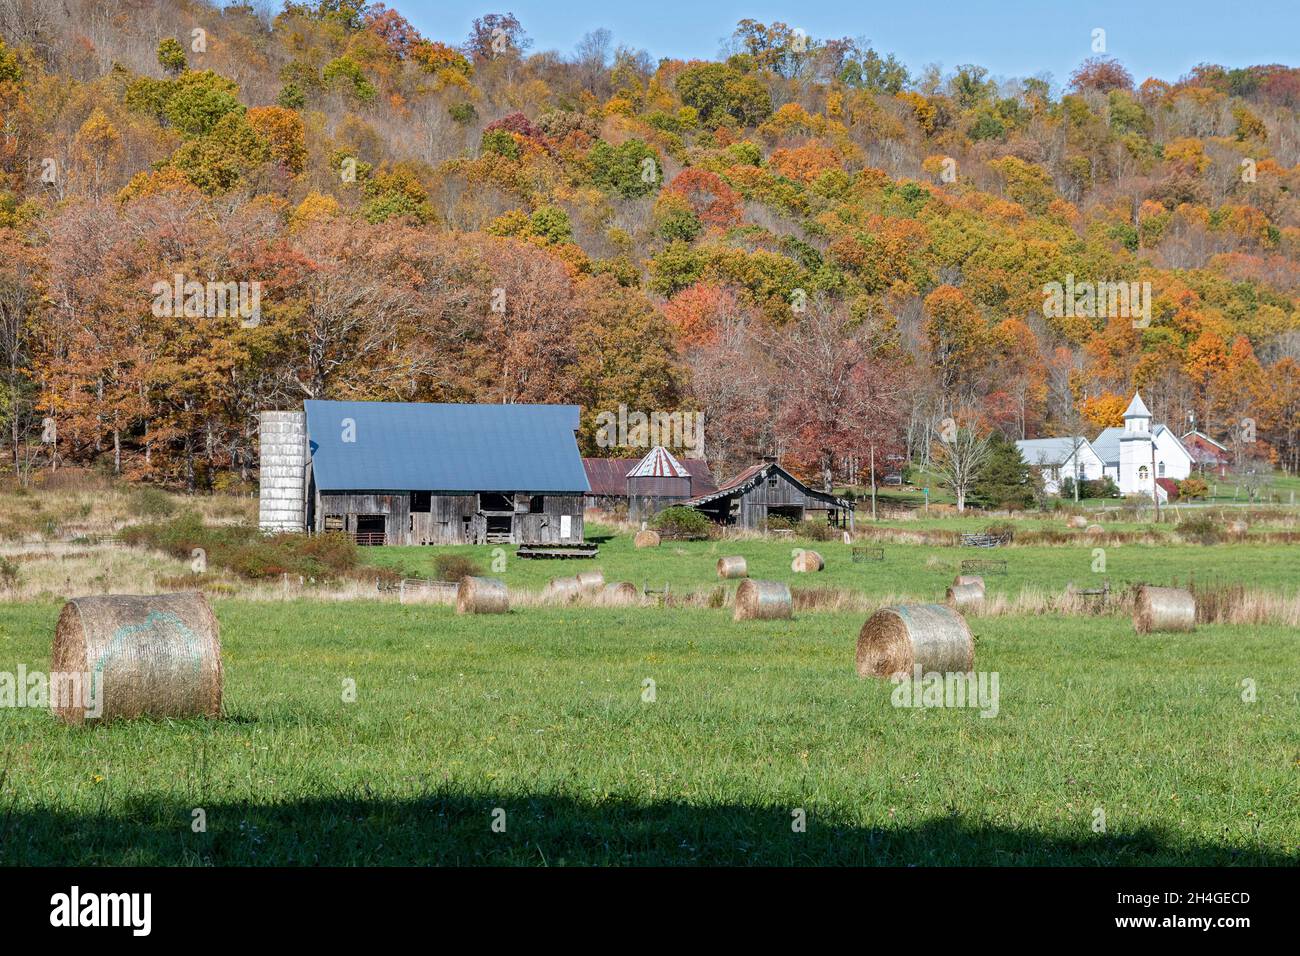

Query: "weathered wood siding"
<box><xmin>625</xmin><ymin>475</ymin><xmax>692</xmax><ymax>522</ymax></box>
<box><xmin>317</xmin><ymin>492</ymin><xmax>411</xmax><ymax>545</ymax></box>
<box><xmin>410</xmin><ymin>494</ymin><xmax>477</xmax><ymax>545</ymax></box>
<box><xmin>316</xmin><ymin>490</ymin><xmax>583</xmax><ymax>545</ymax></box>
<box><xmin>729</xmin><ymin>471</ymin><xmax>842</xmax><ymax>529</ymax></box>
<box><xmin>513</xmin><ymin>494</ymin><xmax>585</xmax><ymax>545</ymax></box>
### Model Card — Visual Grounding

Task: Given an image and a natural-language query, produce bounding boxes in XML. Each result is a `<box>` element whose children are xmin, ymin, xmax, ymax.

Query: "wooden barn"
<box><xmin>582</xmin><ymin>446</ymin><xmax>717</xmax><ymax>522</ymax></box>
<box><xmin>1181</xmin><ymin>430</ymin><xmax>1231</xmax><ymax>478</ymax></box>
<box><xmin>299</xmin><ymin>400</ymin><xmax>589</xmax><ymax>546</ymax></box>
<box><xmin>684</xmin><ymin>459</ymin><xmax>854</xmax><ymax>531</ymax></box>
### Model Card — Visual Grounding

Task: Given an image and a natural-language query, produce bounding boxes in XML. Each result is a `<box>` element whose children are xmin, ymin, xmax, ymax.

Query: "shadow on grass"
<box><xmin>1</xmin><ymin>792</ymin><xmax>1292</xmax><ymax>866</ymax></box>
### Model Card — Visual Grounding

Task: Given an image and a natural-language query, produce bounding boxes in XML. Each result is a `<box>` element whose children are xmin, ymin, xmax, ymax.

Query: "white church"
<box><xmin>1016</xmin><ymin>393</ymin><xmax>1193</xmax><ymax>500</ymax></box>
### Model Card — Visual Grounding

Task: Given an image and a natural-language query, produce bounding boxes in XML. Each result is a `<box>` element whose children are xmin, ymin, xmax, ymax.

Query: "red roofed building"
<box><xmin>582</xmin><ymin>446</ymin><xmax>717</xmax><ymax>521</ymax></box>
<box><xmin>1181</xmin><ymin>431</ymin><xmax>1231</xmax><ymax>478</ymax></box>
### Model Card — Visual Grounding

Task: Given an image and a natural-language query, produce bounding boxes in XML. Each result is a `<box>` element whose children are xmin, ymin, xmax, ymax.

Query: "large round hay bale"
<box><xmin>1066</xmin><ymin>515</ymin><xmax>1088</xmax><ymax>529</ymax></box>
<box><xmin>946</xmin><ymin>582</ymin><xmax>984</xmax><ymax>609</ymax></box>
<box><xmin>733</xmin><ymin>579</ymin><xmax>793</xmax><ymax>621</ymax></box>
<box><xmin>856</xmin><ymin>604</ymin><xmax>974</xmax><ymax>678</ymax></box>
<box><xmin>543</xmin><ymin>576</ymin><xmax>582</xmax><ymax>602</ymax></box>
<box><xmin>1086</xmin><ymin>524</ymin><xmax>1105</xmax><ymax>535</ymax></box>
<box><xmin>717</xmin><ymin>555</ymin><xmax>748</xmax><ymax>579</ymax></box>
<box><xmin>51</xmin><ymin>592</ymin><xmax>222</xmax><ymax>725</ymax></box>
<box><xmin>791</xmin><ymin>549</ymin><xmax>824</xmax><ymax>573</ymax></box>
<box><xmin>600</xmin><ymin>582</ymin><xmax>640</xmax><ymax>606</ymax></box>
<box><xmin>576</xmin><ymin>570</ymin><xmax>605</xmax><ymax>592</ymax></box>
<box><xmin>1133</xmin><ymin>586</ymin><xmax>1195</xmax><ymax>634</ymax></box>
<box><xmin>633</xmin><ymin>530</ymin><xmax>661</xmax><ymax>549</ymax></box>
<box><xmin>953</xmin><ymin>574</ymin><xmax>984</xmax><ymax>589</ymax></box>
<box><xmin>456</xmin><ymin>576</ymin><xmax>509</xmax><ymax>614</ymax></box>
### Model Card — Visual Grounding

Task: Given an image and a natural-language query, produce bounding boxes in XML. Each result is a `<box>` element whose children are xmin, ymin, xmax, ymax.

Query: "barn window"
<box><xmin>529</xmin><ymin>495</ymin><xmax>545</xmax><ymax>513</ymax></box>
<box><xmin>767</xmin><ymin>476</ymin><xmax>778</xmax><ymax>488</ymax></box>
<box><xmin>411</xmin><ymin>491</ymin><xmax>431</xmax><ymax>513</ymax></box>
<box><xmin>1158</xmin><ymin>461</ymin><xmax>1165</xmax><ymax>477</ymax></box>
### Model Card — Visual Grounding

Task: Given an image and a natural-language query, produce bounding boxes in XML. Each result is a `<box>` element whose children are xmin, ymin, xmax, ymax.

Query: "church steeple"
<box><xmin>1123</xmin><ymin>392</ymin><xmax>1151</xmax><ymax>435</ymax></box>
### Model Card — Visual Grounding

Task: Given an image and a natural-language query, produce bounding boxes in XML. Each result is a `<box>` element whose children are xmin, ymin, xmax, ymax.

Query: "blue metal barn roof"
<box><xmin>304</xmin><ymin>400</ymin><xmax>590</xmax><ymax>493</ymax></box>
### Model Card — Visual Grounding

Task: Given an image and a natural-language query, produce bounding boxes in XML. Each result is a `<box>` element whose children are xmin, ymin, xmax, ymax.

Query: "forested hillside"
<box><xmin>0</xmin><ymin>0</ymin><xmax>1296</xmax><ymax>490</ymax></box>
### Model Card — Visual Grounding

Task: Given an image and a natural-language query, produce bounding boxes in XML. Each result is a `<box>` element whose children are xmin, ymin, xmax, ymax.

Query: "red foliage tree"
<box><xmin>664</xmin><ymin>168</ymin><xmax>743</xmax><ymax>229</ymax></box>
<box><xmin>1069</xmin><ymin>56</ymin><xmax>1134</xmax><ymax>93</ymax></box>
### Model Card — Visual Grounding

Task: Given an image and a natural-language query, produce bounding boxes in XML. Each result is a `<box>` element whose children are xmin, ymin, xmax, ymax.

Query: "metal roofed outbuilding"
<box><xmin>294</xmin><ymin>400</ymin><xmax>589</xmax><ymax>546</ymax></box>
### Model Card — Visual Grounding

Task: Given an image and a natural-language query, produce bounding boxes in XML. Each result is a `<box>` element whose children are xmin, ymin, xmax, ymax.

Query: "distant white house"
<box><xmin>1018</xmin><ymin>392</ymin><xmax>1193</xmax><ymax>500</ymax></box>
<box><xmin>1014</xmin><ymin>436</ymin><xmax>1105</xmax><ymax>495</ymax></box>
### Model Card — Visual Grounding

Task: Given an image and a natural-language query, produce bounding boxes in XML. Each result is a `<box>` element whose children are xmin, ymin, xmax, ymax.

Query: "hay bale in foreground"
<box><xmin>946</xmin><ymin>582</ymin><xmax>984</xmax><ymax>609</ymax></box>
<box><xmin>600</xmin><ymin>582</ymin><xmax>640</xmax><ymax>606</ymax></box>
<box><xmin>633</xmin><ymin>530</ymin><xmax>661</xmax><ymax>549</ymax></box>
<box><xmin>456</xmin><ymin>576</ymin><xmax>509</xmax><ymax>614</ymax></box>
<box><xmin>1086</xmin><ymin>524</ymin><xmax>1105</xmax><ymax>535</ymax></box>
<box><xmin>51</xmin><ymin>592</ymin><xmax>222</xmax><ymax>725</ymax></box>
<box><xmin>1133</xmin><ymin>586</ymin><xmax>1195</xmax><ymax>633</ymax></box>
<box><xmin>543</xmin><ymin>576</ymin><xmax>582</xmax><ymax>602</ymax></box>
<box><xmin>953</xmin><ymin>574</ymin><xmax>985</xmax><ymax>589</ymax></box>
<box><xmin>791</xmin><ymin>549</ymin><xmax>824</xmax><ymax>573</ymax></box>
<box><xmin>856</xmin><ymin>604</ymin><xmax>974</xmax><ymax>678</ymax></box>
<box><xmin>717</xmin><ymin>556</ymin><xmax>748</xmax><ymax>579</ymax></box>
<box><xmin>733</xmin><ymin>579</ymin><xmax>793</xmax><ymax>621</ymax></box>
<box><xmin>1066</xmin><ymin>515</ymin><xmax>1088</xmax><ymax>529</ymax></box>
<box><xmin>576</xmin><ymin>570</ymin><xmax>605</xmax><ymax>592</ymax></box>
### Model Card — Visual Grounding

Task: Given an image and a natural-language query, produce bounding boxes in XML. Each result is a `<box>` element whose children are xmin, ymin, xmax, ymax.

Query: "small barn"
<box><xmin>261</xmin><ymin>400</ymin><xmax>590</xmax><ymax>546</ymax></box>
<box><xmin>582</xmin><ymin>447</ymin><xmax>717</xmax><ymax>521</ymax></box>
<box><xmin>684</xmin><ymin>459</ymin><xmax>854</xmax><ymax>531</ymax></box>
<box><xmin>1181</xmin><ymin>430</ymin><xmax>1231</xmax><ymax>478</ymax></box>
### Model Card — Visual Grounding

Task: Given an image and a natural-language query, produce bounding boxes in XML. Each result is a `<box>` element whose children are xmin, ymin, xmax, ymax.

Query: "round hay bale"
<box><xmin>733</xmin><ymin>579</ymin><xmax>793</xmax><ymax>621</ymax></box>
<box><xmin>855</xmin><ymin>604</ymin><xmax>974</xmax><ymax>678</ymax></box>
<box><xmin>1133</xmin><ymin>586</ymin><xmax>1196</xmax><ymax>634</ymax></box>
<box><xmin>1228</xmin><ymin>519</ymin><xmax>1248</xmax><ymax>535</ymax></box>
<box><xmin>456</xmin><ymin>576</ymin><xmax>509</xmax><ymax>615</ymax></box>
<box><xmin>633</xmin><ymin>530</ymin><xmax>661</xmax><ymax>549</ymax></box>
<box><xmin>1086</xmin><ymin>524</ymin><xmax>1105</xmax><ymax>535</ymax></box>
<box><xmin>600</xmin><ymin>582</ymin><xmax>640</xmax><ymax>606</ymax></box>
<box><xmin>953</xmin><ymin>574</ymin><xmax>985</xmax><ymax>589</ymax></box>
<box><xmin>51</xmin><ymin>592</ymin><xmax>222</xmax><ymax>725</ymax></box>
<box><xmin>543</xmin><ymin>576</ymin><xmax>582</xmax><ymax>602</ymax></box>
<box><xmin>946</xmin><ymin>582</ymin><xmax>984</xmax><ymax>609</ymax></box>
<box><xmin>1066</xmin><ymin>515</ymin><xmax>1088</xmax><ymax>529</ymax></box>
<box><xmin>716</xmin><ymin>555</ymin><xmax>748</xmax><ymax>579</ymax></box>
<box><xmin>575</xmin><ymin>570</ymin><xmax>605</xmax><ymax>592</ymax></box>
<box><xmin>790</xmin><ymin>549</ymin><xmax>824</xmax><ymax>573</ymax></box>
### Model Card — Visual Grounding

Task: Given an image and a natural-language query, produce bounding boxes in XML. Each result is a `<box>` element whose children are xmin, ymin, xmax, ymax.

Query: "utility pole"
<box><xmin>870</xmin><ymin>443</ymin><xmax>877</xmax><ymax>522</ymax></box>
<box><xmin>1151</xmin><ymin>441</ymin><xmax>1160</xmax><ymax>522</ymax></box>
<box><xmin>1074</xmin><ymin>436</ymin><xmax>1081</xmax><ymax>503</ymax></box>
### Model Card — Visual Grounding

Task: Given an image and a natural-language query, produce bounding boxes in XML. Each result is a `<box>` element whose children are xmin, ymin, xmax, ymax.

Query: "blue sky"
<box><xmin>379</xmin><ymin>0</ymin><xmax>1298</xmax><ymax>90</ymax></box>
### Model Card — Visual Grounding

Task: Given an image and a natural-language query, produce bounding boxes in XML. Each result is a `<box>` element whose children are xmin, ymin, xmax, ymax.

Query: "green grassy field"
<box><xmin>0</xmin><ymin>600</ymin><xmax>1296</xmax><ymax>865</ymax></box>
<box><xmin>362</xmin><ymin>524</ymin><xmax>1300</xmax><ymax>601</ymax></box>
